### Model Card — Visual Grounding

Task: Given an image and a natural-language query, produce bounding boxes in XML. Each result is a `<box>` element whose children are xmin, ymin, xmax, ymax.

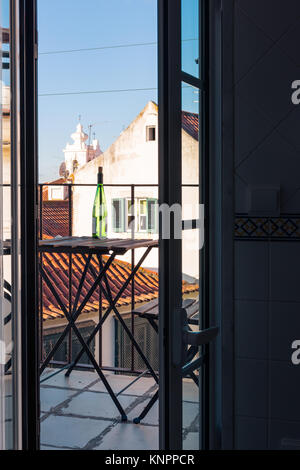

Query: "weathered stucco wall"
<box><xmin>72</xmin><ymin>101</ymin><xmax>200</xmax><ymax>278</ymax></box>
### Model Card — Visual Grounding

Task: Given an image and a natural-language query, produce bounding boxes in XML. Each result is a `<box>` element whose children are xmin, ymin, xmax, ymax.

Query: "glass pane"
<box><xmin>1</xmin><ymin>0</ymin><xmax>10</xmax><ymax>449</ymax></box>
<box><xmin>147</xmin><ymin>199</ymin><xmax>157</xmax><ymax>232</ymax></box>
<box><xmin>1</xmin><ymin>0</ymin><xmax>21</xmax><ymax>449</ymax></box>
<box><xmin>38</xmin><ymin>0</ymin><xmax>159</xmax><ymax>450</ymax></box>
<box><xmin>139</xmin><ymin>215</ymin><xmax>147</xmax><ymax>231</ymax></box>
<box><xmin>181</xmin><ymin>80</ymin><xmax>201</xmax><ymax>450</ymax></box>
<box><xmin>127</xmin><ymin>197</ymin><xmax>135</xmax><ymax>232</ymax></box>
<box><xmin>112</xmin><ymin>199</ymin><xmax>121</xmax><ymax>230</ymax></box>
<box><xmin>139</xmin><ymin>199</ymin><xmax>147</xmax><ymax>215</ymax></box>
<box><xmin>182</xmin><ymin>0</ymin><xmax>199</xmax><ymax>78</ymax></box>
<box><xmin>182</xmin><ymin>81</ymin><xmax>199</xmax><ymax>185</ymax></box>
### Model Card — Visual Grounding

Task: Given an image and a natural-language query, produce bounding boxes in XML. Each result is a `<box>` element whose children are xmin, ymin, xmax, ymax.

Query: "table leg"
<box><xmin>39</xmin><ymin>254</ymin><xmax>127</xmax><ymax>420</ymax></box>
<box><xmin>133</xmin><ymin>390</ymin><xmax>159</xmax><ymax>424</ymax></box>
<box><xmin>66</xmin><ymin>247</ymin><xmax>153</xmax><ymax>375</ymax></box>
<box><xmin>39</xmin><ymin>252</ymin><xmax>115</xmax><ymax>372</ymax></box>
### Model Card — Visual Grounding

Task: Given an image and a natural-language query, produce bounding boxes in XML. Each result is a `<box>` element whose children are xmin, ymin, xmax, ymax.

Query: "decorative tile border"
<box><xmin>235</xmin><ymin>215</ymin><xmax>300</xmax><ymax>240</ymax></box>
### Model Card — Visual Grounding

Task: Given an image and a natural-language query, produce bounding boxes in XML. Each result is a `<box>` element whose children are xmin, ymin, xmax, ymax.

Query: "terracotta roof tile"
<box><xmin>182</xmin><ymin>111</ymin><xmax>199</xmax><ymax>141</ymax></box>
<box><xmin>41</xmin><ymin>253</ymin><xmax>198</xmax><ymax>321</ymax></box>
<box><xmin>42</xmin><ymin>201</ymin><xmax>70</xmax><ymax>238</ymax></box>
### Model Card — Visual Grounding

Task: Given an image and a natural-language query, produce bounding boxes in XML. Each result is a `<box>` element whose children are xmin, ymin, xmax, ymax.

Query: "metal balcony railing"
<box><xmin>38</xmin><ymin>182</ymin><xmax>197</xmax><ymax>376</ymax></box>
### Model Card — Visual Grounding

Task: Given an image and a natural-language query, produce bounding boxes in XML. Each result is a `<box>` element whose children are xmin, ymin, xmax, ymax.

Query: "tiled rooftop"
<box><xmin>42</xmin><ymin>201</ymin><xmax>70</xmax><ymax>237</ymax></box>
<box><xmin>41</xmin><ymin>252</ymin><xmax>198</xmax><ymax>320</ymax></box>
<box><xmin>39</xmin><ymin>369</ymin><xmax>199</xmax><ymax>450</ymax></box>
<box><xmin>182</xmin><ymin>111</ymin><xmax>199</xmax><ymax>141</ymax></box>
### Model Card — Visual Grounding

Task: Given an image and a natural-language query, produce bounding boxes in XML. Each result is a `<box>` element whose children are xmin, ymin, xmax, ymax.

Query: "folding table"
<box><xmin>38</xmin><ymin>236</ymin><xmax>158</xmax><ymax>422</ymax></box>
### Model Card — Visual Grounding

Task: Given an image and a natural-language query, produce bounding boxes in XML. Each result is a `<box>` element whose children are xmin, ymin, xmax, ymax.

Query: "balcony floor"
<box><xmin>40</xmin><ymin>369</ymin><xmax>199</xmax><ymax>450</ymax></box>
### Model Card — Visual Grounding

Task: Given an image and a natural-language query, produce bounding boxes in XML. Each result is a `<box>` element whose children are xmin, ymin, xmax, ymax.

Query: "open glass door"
<box><xmin>0</xmin><ymin>0</ymin><xmax>39</xmax><ymax>450</ymax></box>
<box><xmin>0</xmin><ymin>0</ymin><xmax>23</xmax><ymax>449</ymax></box>
<box><xmin>0</xmin><ymin>0</ymin><xmax>37</xmax><ymax>450</ymax></box>
<box><xmin>159</xmin><ymin>0</ymin><xmax>215</xmax><ymax>450</ymax></box>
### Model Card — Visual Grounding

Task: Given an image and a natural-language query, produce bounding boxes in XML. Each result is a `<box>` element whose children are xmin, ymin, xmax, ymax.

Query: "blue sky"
<box><xmin>2</xmin><ymin>0</ymin><xmax>10</xmax><ymax>85</ymax></box>
<box><xmin>37</xmin><ymin>0</ymin><xmax>198</xmax><ymax>182</ymax></box>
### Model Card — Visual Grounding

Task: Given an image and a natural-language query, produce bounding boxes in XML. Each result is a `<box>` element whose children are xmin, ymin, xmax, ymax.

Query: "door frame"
<box><xmin>18</xmin><ymin>0</ymin><xmax>39</xmax><ymax>449</ymax></box>
<box><xmin>12</xmin><ymin>0</ymin><xmax>233</xmax><ymax>451</ymax></box>
<box><xmin>217</xmin><ymin>0</ymin><xmax>235</xmax><ymax>450</ymax></box>
<box><xmin>158</xmin><ymin>0</ymin><xmax>182</xmax><ymax>451</ymax></box>
<box><xmin>158</xmin><ymin>0</ymin><xmax>212</xmax><ymax>450</ymax></box>
<box><xmin>205</xmin><ymin>0</ymin><xmax>235</xmax><ymax>450</ymax></box>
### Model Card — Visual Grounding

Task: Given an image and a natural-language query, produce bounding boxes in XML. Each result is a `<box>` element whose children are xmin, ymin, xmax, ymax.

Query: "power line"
<box><xmin>39</xmin><ymin>86</ymin><xmax>157</xmax><ymax>97</ymax></box>
<box><xmin>38</xmin><ymin>83</ymin><xmax>196</xmax><ymax>98</ymax></box>
<box><xmin>39</xmin><ymin>38</ymin><xmax>197</xmax><ymax>56</ymax></box>
<box><xmin>40</xmin><ymin>41</ymin><xmax>156</xmax><ymax>55</ymax></box>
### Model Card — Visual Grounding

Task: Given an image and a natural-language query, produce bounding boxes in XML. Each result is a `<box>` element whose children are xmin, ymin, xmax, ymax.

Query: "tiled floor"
<box><xmin>40</xmin><ymin>369</ymin><xmax>199</xmax><ymax>450</ymax></box>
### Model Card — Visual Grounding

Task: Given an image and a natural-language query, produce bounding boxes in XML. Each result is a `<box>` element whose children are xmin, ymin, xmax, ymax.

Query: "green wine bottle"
<box><xmin>92</xmin><ymin>167</ymin><xmax>107</xmax><ymax>239</ymax></box>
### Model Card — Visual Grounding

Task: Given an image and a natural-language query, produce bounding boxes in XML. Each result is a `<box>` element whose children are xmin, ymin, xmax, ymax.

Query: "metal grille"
<box><xmin>42</xmin><ymin>323</ymin><xmax>95</xmax><ymax>366</ymax></box>
<box><xmin>115</xmin><ymin>316</ymin><xmax>158</xmax><ymax>372</ymax></box>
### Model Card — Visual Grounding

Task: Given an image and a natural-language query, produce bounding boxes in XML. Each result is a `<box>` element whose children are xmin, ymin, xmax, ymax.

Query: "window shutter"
<box><xmin>147</xmin><ymin>199</ymin><xmax>158</xmax><ymax>233</ymax></box>
<box><xmin>112</xmin><ymin>198</ymin><xmax>125</xmax><ymax>232</ymax></box>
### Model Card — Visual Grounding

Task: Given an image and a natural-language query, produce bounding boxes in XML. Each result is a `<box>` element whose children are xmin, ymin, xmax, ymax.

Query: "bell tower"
<box><xmin>63</xmin><ymin>120</ymin><xmax>102</xmax><ymax>176</ymax></box>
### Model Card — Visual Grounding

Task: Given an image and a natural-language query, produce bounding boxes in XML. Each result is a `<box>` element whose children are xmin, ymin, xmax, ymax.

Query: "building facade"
<box><xmin>72</xmin><ymin>101</ymin><xmax>200</xmax><ymax>279</ymax></box>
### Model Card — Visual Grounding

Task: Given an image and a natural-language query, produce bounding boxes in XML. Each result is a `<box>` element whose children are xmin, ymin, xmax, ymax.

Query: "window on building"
<box><xmin>147</xmin><ymin>199</ymin><xmax>158</xmax><ymax>233</ymax></box>
<box><xmin>112</xmin><ymin>199</ymin><xmax>125</xmax><ymax>232</ymax></box>
<box><xmin>139</xmin><ymin>199</ymin><xmax>147</xmax><ymax>232</ymax></box>
<box><xmin>127</xmin><ymin>199</ymin><xmax>136</xmax><ymax>232</ymax></box>
<box><xmin>146</xmin><ymin>125</ymin><xmax>156</xmax><ymax>142</ymax></box>
<box><xmin>115</xmin><ymin>316</ymin><xmax>158</xmax><ymax>372</ymax></box>
<box><xmin>43</xmin><ymin>322</ymin><xmax>95</xmax><ymax>365</ymax></box>
<box><xmin>49</xmin><ymin>186</ymin><xmax>64</xmax><ymax>201</ymax></box>
<box><xmin>112</xmin><ymin>198</ymin><xmax>158</xmax><ymax>234</ymax></box>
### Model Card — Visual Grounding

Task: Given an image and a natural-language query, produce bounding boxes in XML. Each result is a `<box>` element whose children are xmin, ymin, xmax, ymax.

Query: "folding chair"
<box><xmin>132</xmin><ymin>298</ymin><xmax>201</xmax><ymax>424</ymax></box>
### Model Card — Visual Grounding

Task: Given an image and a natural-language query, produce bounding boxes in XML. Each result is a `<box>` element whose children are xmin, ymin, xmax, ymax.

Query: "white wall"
<box><xmin>73</xmin><ymin>101</ymin><xmax>200</xmax><ymax>279</ymax></box>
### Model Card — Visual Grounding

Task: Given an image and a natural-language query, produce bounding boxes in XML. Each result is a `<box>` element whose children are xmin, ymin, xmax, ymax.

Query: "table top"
<box><xmin>38</xmin><ymin>236</ymin><xmax>158</xmax><ymax>255</ymax></box>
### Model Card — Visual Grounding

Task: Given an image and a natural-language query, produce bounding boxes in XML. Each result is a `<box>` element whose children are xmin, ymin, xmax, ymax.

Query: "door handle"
<box><xmin>183</xmin><ymin>326</ymin><xmax>219</xmax><ymax>347</ymax></box>
<box><xmin>181</xmin><ymin>319</ymin><xmax>219</xmax><ymax>376</ymax></box>
<box><xmin>172</xmin><ymin>307</ymin><xmax>219</xmax><ymax>367</ymax></box>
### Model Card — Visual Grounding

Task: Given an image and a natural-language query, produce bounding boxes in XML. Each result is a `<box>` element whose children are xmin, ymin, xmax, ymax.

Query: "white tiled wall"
<box><xmin>233</xmin><ymin>0</ymin><xmax>300</xmax><ymax>450</ymax></box>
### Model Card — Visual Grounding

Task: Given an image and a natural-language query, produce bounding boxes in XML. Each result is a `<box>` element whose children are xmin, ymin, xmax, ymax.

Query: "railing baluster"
<box><xmin>69</xmin><ymin>184</ymin><xmax>72</xmax><ymax>237</ymax></box>
<box><xmin>39</xmin><ymin>184</ymin><xmax>43</xmax><ymax>240</ymax></box>
<box><xmin>131</xmin><ymin>184</ymin><xmax>135</xmax><ymax>372</ymax></box>
<box><xmin>68</xmin><ymin>252</ymin><xmax>73</xmax><ymax>365</ymax></box>
<box><xmin>68</xmin><ymin>185</ymin><xmax>73</xmax><ymax>365</ymax></box>
<box><xmin>99</xmin><ymin>255</ymin><xmax>103</xmax><ymax>367</ymax></box>
<box><xmin>39</xmin><ymin>184</ymin><xmax>44</xmax><ymax>362</ymax></box>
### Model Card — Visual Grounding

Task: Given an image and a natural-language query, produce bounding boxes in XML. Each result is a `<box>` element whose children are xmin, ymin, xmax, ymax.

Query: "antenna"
<box><xmin>87</xmin><ymin>123</ymin><xmax>94</xmax><ymax>161</ymax></box>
